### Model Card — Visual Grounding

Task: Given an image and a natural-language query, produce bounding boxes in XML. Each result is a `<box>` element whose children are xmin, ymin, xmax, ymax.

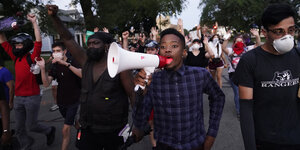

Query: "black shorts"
<box><xmin>58</xmin><ymin>102</ymin><xmax>79</xmax><ymax>125</ymax></box>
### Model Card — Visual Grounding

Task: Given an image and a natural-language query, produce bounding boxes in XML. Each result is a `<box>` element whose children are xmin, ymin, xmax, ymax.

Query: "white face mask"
<box><xmin>52</xmin><ymin>52</ymin><xmax>63</xmax><ymax>60</ymax></box>
<box><xmin>213</xmin><ymin>38</ymin><xmax>219</xmax><ymax>44</ymax></box>
<box><xmin>273</xmin><ymin>34</ymin><xmax>294</xmax><ymax>54</ymax></box>
<box><xmin>191</xmin><ymin>44</ymin><xmax>200</xmax><ymax>50</ymax></box>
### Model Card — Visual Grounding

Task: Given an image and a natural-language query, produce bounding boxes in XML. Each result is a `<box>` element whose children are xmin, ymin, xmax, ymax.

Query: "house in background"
<box><xmin>41</xmin><ymin>8</ymin><xmax>85</xmax><ymax>54</ymax></box>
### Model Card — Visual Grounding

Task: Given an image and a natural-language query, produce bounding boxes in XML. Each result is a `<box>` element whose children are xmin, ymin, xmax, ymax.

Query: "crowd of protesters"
<box><xmin>0</xmin><ymin>2</ymin><xmax>299</xmax><ymax>150</ymax></box>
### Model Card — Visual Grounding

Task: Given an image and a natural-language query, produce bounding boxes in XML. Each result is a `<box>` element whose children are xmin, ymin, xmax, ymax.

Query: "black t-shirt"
<box><xmin>184</xmin><ymin>49</ymin><xmax>208</xmax><ymax>68</ymax></box>
<box><xmin>49</xmin><ymin>58</ymin><xmax>81</xmax><ymax>105</ymax></box>
<box><xmin>233</xmin><ymin>46</ymin><xmax>300</xmax><ymax>145</ymax></box>
<box><xmin>185</xmin><ymin>37</ymin><xmax>209</xmax><ymax>68</ymax></box>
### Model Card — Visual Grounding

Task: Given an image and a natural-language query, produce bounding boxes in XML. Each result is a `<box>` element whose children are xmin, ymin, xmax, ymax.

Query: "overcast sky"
<box><xmin>49</xmin><ymin>0</ymin><xmax>202</xmax><ymax>30</ymax></box>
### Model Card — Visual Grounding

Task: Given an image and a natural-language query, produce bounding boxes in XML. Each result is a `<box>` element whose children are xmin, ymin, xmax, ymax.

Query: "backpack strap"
<box><xmin>14</xmin><ymin>54</ymin><xmax>32</xmax><ymax>66</ymax></box>
<box><xmin>26</xmin><ymin>54</ymin><xmax>33</xmax><ymax>66</ymax></box>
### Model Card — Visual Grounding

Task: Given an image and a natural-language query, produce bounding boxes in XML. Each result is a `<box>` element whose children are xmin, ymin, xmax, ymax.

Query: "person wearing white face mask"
<box><xmin>184</xmin><ymin>38</ymin><xmax>214</xmax><ymax>68</ymax></box>
<box><xmin>207</xmin><ymin>34</ymin><xmax>228</xmax><ymax>88</ymax></box>
<box><xmin>36</xmin><ymin>42</ymin><xmax>82</xmax><ymax>150</ymax></box>
<box><xmin>233</xmin><ymin>3</ymin><xmax>300</xmax><ymax>150</ymax></box>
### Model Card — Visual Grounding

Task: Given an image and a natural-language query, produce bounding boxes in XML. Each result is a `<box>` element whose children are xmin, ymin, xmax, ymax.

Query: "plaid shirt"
<box><xmin>133</xmin><ymin>65</ymin><xmax>225</xmax><ymax>150</ymax></box>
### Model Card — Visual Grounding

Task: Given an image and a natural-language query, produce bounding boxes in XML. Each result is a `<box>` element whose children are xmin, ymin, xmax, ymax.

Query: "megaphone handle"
<box><xmin>134</xmin><ymin>84</ymin><xmax>145</xmax><ymax>92</ymax></box>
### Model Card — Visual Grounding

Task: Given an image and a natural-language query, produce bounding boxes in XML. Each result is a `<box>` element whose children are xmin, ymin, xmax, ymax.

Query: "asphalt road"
<box><xmin>9</xmin><ymin>69</ymin><xmax>244</xmax><ymax>150</ymax></box>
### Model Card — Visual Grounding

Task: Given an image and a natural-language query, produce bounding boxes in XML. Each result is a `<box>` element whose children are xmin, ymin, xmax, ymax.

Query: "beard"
<box><xmin>12</xmin><ymin>47</ymin><xmax>28</xmax><ymax>57</ymax></box>
<box><xmin>86</xmin><ymin>48</ymin><xmax>106</xmax><ymax>62</ymax></box>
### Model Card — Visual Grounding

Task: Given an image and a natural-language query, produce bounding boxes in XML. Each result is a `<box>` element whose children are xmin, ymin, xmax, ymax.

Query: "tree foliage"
<box><xmin>200</xmin><ymin>0</ymin><xmax>300</xmax><ymax>32</ymax></box>
<box><xmin>72</xmin><ymin>0</ymin><xmax>186</xmax><ymax>34</ymax></box>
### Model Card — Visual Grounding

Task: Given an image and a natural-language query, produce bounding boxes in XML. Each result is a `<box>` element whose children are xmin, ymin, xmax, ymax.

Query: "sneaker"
<box><xmin>49</xmin><ymin>104</ymin><xmax>59</xmax><ymax>112</ymax></box>
<box><xmin>46</xmin><ymin>126</ymin><xmax>56</xmax><ymax>146</ymax></box>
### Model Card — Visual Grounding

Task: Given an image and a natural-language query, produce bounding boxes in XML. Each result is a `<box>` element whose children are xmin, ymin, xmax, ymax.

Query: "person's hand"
<box><xmin>27</xmin><ymin>14</ymin><xmax>36</xmax><ymax>23</ymax></box>
<box><xmin>203</xmin><ymin>36</ymin><xmax>209</xmax><ymax>45</ymax></box>
<box><xmin>93</xmin><ymin>27</ymin><xmax>99</xmax><ymax>32</ymax></box>
<box><xmin>197</xmin><ymin>24</ymin><xmax>201</xmax><ymax>30</ymax></box>
<box><xmin>9</xmin><ymin>101</ymin><xmax>13</xmax><ymax>111</ymax></box>
<box><xmin>46</xmin><ymin>56</ymin><xmax>53</xmax><ymax>63</ymax></box>
<box><xmin>1</xmin><ymin>131</ymin><xmax>12</xmax><ymax>145</ymax></box>
<box><xmin>177</xmin><ymin>18</ymin><xmax>183</xmax><ymax>27</ymax></box>
<box><xmin>185</xmin><ymin>35</ymin><xmax>190</xmax><ymax>43</ymax></box>
<box><xmin>138</xmin><ymin>33</ymin><xmax>146</xmax><ymax>44</ymax></box>
<box><xmin>46</xmin><ymin>5</ymin><xmax>59</xmax><ymax>17</ymax></box>
<box><xmin>0</xmin><ymin>32</ymin><xmax>7</xmax><ymax>44</ymax></box>
<box><xmin>122</xmin><ymin>31</ymin><xmax>129</xmax><ymax>39</ymax></box>
<box><xmin>134</xmin><ymin>69</ymin><xmax>152</xmax><ymax>87</ymax></box>
<box><xmin>203</xmin><ymin>135</ymin><xmax>215</xmax><ymax>150</ymax></box>
<box><xmin>223</xmin><ymin>30</ymin><xmax>231</xmax><ymax>41</ymax></box>
<box><xmin>132</xmin><ymin>127</ymin><xmax>144</xmax><ymax>142</ymax></box>
<box><xmin>224</xmin><ymin>63</ymin><xmax>229</xmax><ymax>68</ymax></box>
<box><xmin>215</xmin><ymin>22</ymin><xmax>218</xmax><ymax>28</ymax></box>
<box><xmin>250</xmin><ymin>28</ymin><xmax>259</xmax><ymax>37</ymax></box>
<box><xmin>52</xmin><ymin>58</ymin><xmax>68</xmax><ymax>66</ymax></box>
<box><xmin>74</xmin><ymin>120</ymin><xmax>80</xmax><ymax>130</ymax></box>
<box><xmin>35</xmin><ymin>57</ymin><xmax>45</xmax><ymax>69</ymax></box>
<box><xmin>103</xmin><ymin>27</ymin><xmax>109</xmax><ymax>33</ymax></box>
<box><xmin>151</xmin><ymin>27</ymin><xmax>158</xmax><ymax>37</ymax></box>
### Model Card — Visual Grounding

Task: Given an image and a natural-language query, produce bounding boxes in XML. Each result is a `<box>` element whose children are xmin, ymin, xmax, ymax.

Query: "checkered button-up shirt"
<box><xmin>133</xmin><ymin>65</ymin><xmax>225</xmax><ymax>150</ymax></box>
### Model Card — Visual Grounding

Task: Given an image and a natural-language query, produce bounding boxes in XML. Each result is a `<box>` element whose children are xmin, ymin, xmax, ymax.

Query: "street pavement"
<box><xmin>9</xmin><ymin>69</ymin><xmax>244</xmax><ymax>150</ymax></box>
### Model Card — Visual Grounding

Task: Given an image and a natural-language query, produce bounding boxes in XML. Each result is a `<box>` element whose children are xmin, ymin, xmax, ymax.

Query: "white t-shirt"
<box><xmin>227</xmin><ymin>45</ymin><xmax>256</xmax><ymax>73</ymax></box>
<box><xmin>208</xmin><ymin>42</ymin><xmax>222</xmax><ymax>58</ymax></box>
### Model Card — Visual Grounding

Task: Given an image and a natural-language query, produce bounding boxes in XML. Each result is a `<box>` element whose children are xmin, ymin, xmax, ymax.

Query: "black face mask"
<box><xmin>86</xmin><ymin>47</ymin><xmax>106</xmax><ymax>62</ymax></box>
<box><xmin>12</xmin><ymin>47</ymin><xmax>28</xmax><ymax>57</ymax></box>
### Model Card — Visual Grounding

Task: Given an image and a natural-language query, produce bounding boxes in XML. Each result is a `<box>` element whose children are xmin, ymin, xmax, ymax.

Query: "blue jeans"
<box><xmin>229</xmin><ymin>73</ymin><xmax>240</xmax><ymax>114</ymax></box>
<box><xmin>14</xmin><ymin>95</ymin><xmax>51</xmax><ymax>149</ymax></box>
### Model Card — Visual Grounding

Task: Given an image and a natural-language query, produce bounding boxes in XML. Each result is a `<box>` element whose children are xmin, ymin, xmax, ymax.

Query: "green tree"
<box><xmin>72</xmin><ymin>0</ymin><xmax>186</xmax><ymax>34</ymax></box>
<box><xmin>200</xmin><ymin>0</ymin><xmax>300</xmax><ymax>32</ymax></box>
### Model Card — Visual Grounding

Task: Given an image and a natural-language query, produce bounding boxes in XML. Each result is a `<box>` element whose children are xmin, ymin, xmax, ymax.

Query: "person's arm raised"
<box><xmin>47</xmin><ymin>5</ymin><xmax>87</xmax><ymax>66</ymax></box>
<box><xmin>203</xmin><ymin>37</ymin><xmax>214</xmax><ymax>58</ymax></box>
<box><xmin>122</xmin><ymin>31</ymin><xmax>129</xmax><ymax>50</ymax></box>
<box><xmin>35</xmin><ymin>57</ymin><xmax>53</xmax><ymax>87</ymax></box>
<box><xmin>221</xmin><ymin>39</ymin><xmax>230</xmax><ymax>55</ymax></box>
<box><xmin>250</xmin><ymin>29</ymin><xmax>261</xmax><ymax>48</ymax></box>
<box><xmin>27</xmin><ymin>14</ymin><xmax>41</xmax><ymax>42</ymax></box>
<box><xmin>196</xmin><ymin>25</ymin><xmax>202</xmax><ymax>39</ymax></box>
<box><xmin>0</xmin><ymin>32</ymin><xmax>7</xmax><ymax>44</ymax></box>
<box><xmin>177</xmin><ymin>18</ymin><xmax>184</xmax><ymax>36</ymax></box>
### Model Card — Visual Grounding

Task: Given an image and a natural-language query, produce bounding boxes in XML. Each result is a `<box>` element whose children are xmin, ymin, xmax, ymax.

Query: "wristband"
<box><xmin>67</xmin><ymin>63</ymin><xmax>71</xmax><ymax>68</ymax></box>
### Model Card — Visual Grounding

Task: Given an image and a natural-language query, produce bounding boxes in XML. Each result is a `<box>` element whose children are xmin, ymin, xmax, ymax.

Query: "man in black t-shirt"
<box><xmin>234</xmin><ymin>3</ymin><xmax>300</xmax><ymax>150</ymax></box>
<box><xmin>36</xmin><ymin>42</ymin><xmax>81</xmax><ymax>150</ymax></box>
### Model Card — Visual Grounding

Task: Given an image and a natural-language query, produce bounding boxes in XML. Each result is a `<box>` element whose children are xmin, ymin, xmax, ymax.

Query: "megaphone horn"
<box><xmin>107</xmin><ymin>42</ymin><xmax>172</xmax><ymax>78</ymax></box>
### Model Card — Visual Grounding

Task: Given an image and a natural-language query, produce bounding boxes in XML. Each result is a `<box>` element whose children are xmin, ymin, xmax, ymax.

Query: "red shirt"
<box><xmin>1</xmin><ymin>41</ymin><xmax>41</xmax><ymax>96</ymax></box>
